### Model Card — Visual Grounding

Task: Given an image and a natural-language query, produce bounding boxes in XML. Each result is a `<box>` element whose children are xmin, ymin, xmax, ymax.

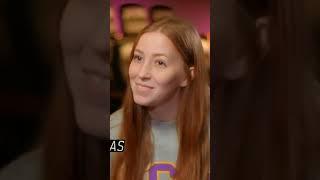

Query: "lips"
<box><xmin>135</xmin><ymin>82</ymin><xmax>154</xmax><ymax>89</ymax></box>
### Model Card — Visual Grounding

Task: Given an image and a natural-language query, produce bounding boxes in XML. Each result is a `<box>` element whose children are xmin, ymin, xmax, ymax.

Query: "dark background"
<box><xmin>0</xmin><ymin>0</ymin><xmax>56</xmax><ymax>169</ymax></box>
<box><xmin>213</xmin><ymin>0</ymin><xmax>320</xmax><ymax>180</ymax></box>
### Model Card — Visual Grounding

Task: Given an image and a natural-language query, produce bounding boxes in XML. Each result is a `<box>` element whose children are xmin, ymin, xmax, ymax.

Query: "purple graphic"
<box><xmin>148</xmin><ymin>163</ymin><xmax>176</xmax><ymax>180</ymax></box>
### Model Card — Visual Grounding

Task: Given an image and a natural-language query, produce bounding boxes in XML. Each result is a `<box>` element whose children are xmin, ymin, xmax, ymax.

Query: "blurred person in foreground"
<box><xmin>0</xmin><ymin>0</ymin><xmax>109</xmax><ymax>180</ymax></box>
<box><xmin>214</xmin><ymin>0</ymin><xmax>320</xmax><ymax>179</ymax></box>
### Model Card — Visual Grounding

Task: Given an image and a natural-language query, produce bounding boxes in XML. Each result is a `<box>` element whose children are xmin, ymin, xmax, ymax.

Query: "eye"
<box><xmin>132</xmin><ymin>54</ymin><xmax>143</xmax><ymax>62</ymax></box>
<box><xmin>155</xmin><ymin>60</ymin><xmax>167</xmax><ymax>67</ymax></box>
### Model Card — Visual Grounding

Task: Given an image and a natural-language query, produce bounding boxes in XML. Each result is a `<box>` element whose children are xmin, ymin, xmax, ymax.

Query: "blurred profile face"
<box><xmin>129</xmin><ymin>32</ymin><xmax>188</xmax><ymax>107</ymax></box>
<box><xmin>214</xmin><ymin>0</ymin><xmax>256</xmax><ymax>80</ymax></box>
<box><xmin>60</xmin><ymin>0</ymin><xmax>108</xmax><ymax>137</ymax></box>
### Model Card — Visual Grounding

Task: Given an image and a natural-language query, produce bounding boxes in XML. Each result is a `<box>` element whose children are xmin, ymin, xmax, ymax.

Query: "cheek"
<box><xmin>154</xmin><ymin>70</ymin><xmax>185</xmax><ymax>88</ymax></box>
<box><xmin>128</xmin><ymin>62</ymin><xmax>138</xmax><ymax>79</ymax></box>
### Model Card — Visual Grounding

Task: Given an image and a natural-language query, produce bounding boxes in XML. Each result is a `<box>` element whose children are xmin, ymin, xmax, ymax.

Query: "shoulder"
<box><xmin>0</xmin><ymin>148</ymin><xmax>43</xmax><ymax>180</ymax></box>
<box><xmin>110</xmin><ymin>108</ymin><xmax>123</xmax><ymax>140</ymax></box>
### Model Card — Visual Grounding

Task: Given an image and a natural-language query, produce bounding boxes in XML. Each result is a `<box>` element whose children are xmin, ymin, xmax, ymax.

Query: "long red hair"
<box><xmin>112</xmin><ymin>18</ymin><xmax>210</xmax><ymax>180</ymax></box>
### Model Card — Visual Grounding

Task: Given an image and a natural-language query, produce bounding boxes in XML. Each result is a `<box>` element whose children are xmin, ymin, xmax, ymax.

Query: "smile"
<box><xmin>135</xmin><ymin>82</ymin><xmax>154</xmax><ymax>90</ymax></box>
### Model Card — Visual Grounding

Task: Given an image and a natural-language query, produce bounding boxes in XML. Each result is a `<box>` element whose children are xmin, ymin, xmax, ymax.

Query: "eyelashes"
<box><xmin>132</xmin><ymin>54</ymin><xmax>167</xmax><ymax>68</ymax></box>
<box><xmin>132</xmin><ymin>54</ymin><xmax>143</xmax><ymax>62</ymax></box>
<box><xmin>155</xmin><ymin>60</ymin><xmax>167</xmax><ymax>67</ymax></box>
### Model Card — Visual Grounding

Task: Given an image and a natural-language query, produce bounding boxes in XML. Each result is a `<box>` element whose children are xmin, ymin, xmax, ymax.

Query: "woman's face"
<box><xmin>129</xmin><ymin>32</ymin><xmax>188</xmax><ymax>107</ymax></box>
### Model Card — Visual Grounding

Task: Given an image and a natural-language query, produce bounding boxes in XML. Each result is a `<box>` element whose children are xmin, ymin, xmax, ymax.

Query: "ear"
<box><xmin>180</xmin><ymin>67</ymin><xmax>194</xmax><ymax>87</ymax></box>
<box><xmin>256</xmin><ymin>16</ymin><xmax>270</xmax><ymax>58</ymax></box>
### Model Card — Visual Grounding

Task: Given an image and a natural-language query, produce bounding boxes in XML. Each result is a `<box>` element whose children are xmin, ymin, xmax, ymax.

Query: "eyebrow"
<box><xmin>134</xmin><ymin>48</ymin><xmax>168</xmax><ymax>58</ymax></box>
<box><xmin>134</xmin><ymin>49</ymin><xmax>144</xmax><ymax>54</ymax></box>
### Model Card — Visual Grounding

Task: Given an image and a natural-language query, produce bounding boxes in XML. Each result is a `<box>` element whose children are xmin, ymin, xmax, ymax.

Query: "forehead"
<box><xmin>135</xmin><ymin>32</ymin><xmax>178</xmax><ymax>54</ymax></box>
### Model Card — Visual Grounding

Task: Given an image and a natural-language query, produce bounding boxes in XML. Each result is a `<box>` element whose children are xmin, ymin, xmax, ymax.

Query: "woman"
<box><xmin>110</xmin><ymin>18</ymin><xmax>210</xmax><ymax>180</ymax></box>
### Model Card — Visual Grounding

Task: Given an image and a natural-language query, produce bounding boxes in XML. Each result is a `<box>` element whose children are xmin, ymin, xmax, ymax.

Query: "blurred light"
<box><xmin>114</xmin><ymin>33</ymin><xmax>124</xmax><ymax>40</ymax></box>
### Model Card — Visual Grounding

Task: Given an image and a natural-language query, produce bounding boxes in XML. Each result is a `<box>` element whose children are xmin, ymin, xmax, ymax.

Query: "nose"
<box><xmin>138</xmin><ymin>60</ymin><xmax>152</xmax><ymax>79</ymax></box>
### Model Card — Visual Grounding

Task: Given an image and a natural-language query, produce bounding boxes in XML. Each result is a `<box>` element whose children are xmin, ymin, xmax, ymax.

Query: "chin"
<box><xmin>133</xmin><ymin>95</ymin><xmax>153</xmax><ymax>107</ymax></box>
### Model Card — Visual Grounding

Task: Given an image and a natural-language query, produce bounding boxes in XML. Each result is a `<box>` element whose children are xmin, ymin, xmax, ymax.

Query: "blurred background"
<box><xmin>109</xmin><ymin>0</ymin><xmax>211</xmax><ymax>113</ymax></box>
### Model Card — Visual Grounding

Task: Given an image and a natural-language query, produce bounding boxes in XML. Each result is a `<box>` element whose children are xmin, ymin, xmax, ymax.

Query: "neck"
<box><xmin>148</xmin><ymin>89</ymin><xmax>181</xmax><ymax>121</ymax></box>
